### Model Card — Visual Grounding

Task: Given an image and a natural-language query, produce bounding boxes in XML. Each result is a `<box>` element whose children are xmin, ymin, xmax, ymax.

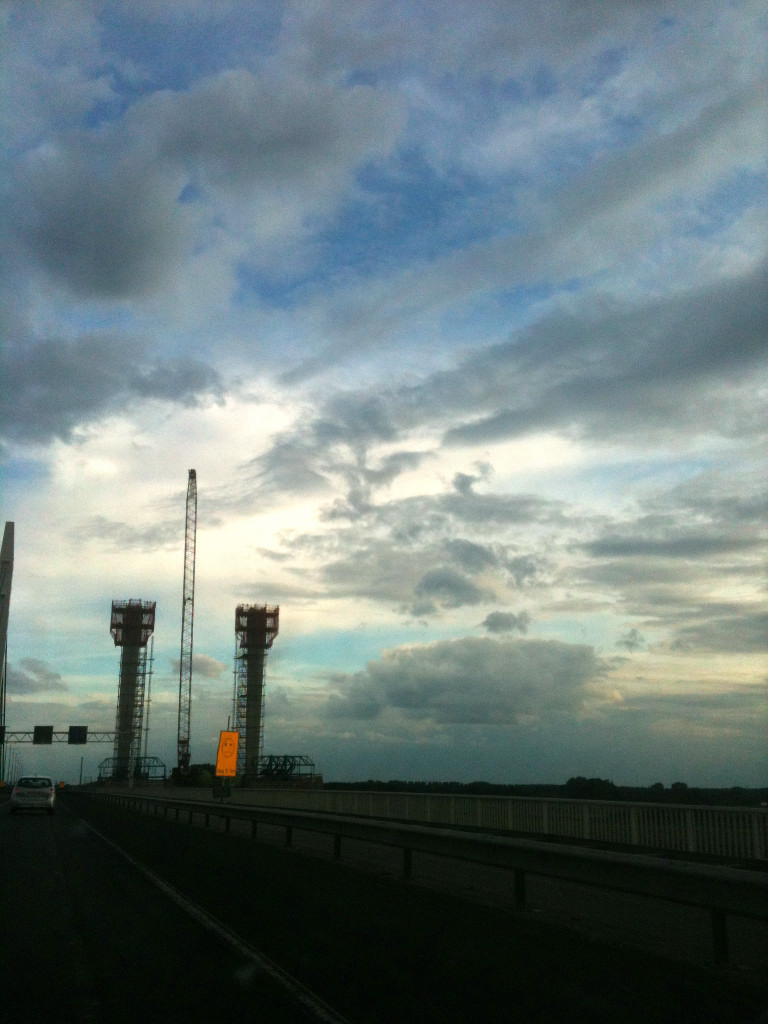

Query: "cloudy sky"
<box><xmin>1</xmin><ymin>1</ymin><xmax>766</xmax><ymax>786</ymax></box>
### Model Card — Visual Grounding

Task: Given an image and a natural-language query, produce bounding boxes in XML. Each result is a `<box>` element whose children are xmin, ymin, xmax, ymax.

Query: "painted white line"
<box><xmin>78</xmin><ymin>816</ymin><xmax>352</xmax><ymax>1024</ymax></box>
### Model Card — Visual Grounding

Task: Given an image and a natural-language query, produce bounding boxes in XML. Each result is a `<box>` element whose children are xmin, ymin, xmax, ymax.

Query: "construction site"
<box><xmin>0</xmin><ymin>471</ymin><xmax>319</xmax><ymax>789</ymax></box>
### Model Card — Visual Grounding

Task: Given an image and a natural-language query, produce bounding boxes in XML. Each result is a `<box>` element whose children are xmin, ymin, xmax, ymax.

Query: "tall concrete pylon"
<box><xmin>0</xmin><ymin>522</ymin><xmax>13</xmax><ymax>673</ymax></box>
<box><xmin>1</xmin><ymin>522</ymin><xmax>14</xmax><ymax>777</ymax></box>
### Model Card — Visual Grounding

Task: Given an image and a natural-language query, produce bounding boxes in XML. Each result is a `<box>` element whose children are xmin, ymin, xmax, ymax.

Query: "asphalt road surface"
<box><xmin>1</xmin><ymin>793</ymin><xmax>766</xmax><ymax>1024</ymax></box>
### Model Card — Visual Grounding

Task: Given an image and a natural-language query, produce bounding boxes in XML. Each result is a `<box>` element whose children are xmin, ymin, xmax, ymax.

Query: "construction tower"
<box><xmin>234</xmin><ymin>604</ymin><xmax>279</xmax><ymax>782</ymax></box>
<box><xmin>110</xmin><ymin>599</ymin><xmax>155</xmax><ymax>780</ymax></box>
<box><xmin>177</xmin><ymin>470</ymin><xmax>197</xmax><ymax>773</ymax></box>
<box><xmin>0</xmin><ymin>523</ymin><xmax>14</xmax><ymax>781</ymax></box>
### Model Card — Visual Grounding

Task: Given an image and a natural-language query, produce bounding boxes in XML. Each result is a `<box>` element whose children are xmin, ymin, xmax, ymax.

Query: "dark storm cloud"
<box><xmin>169</xmin><ymin>653</ymin><xmax>228</xmax><ymax>679</ymax></box>
<box><xmin>5</xmin><ymin>59</ymin><xmax>403</xmax><ymax>309</ymax></box>
<box><xmin>482</xmin><ymin>611</ymin><xmax>530</xmax><ymax>634</ymax></box>
<box><xmin>671</xmin><ymin>610</ymin><xmax>768</xmax><ymax>654</ymax></box>
<box><xmin>0</xmin><ymin>334</ymin><xmax>224</xmax><ymax>443</ymax></box>
<box><xmin>12</xmin><ymin>149</ymin><xmax>191</xmax><ymax>298</ymax></box>
<box><xmin>583</xmin><ymin>533</ymin><xmax>760</xmax><ymax>559</ymax></box>
<box><xmin>72</xmin><ymin>515</ymin><xmax>181</xmax><ymax>553</ymax></box>
<box><xmin>331</xmin><ymin>471</ymin><xmax>567</xmax><ymax>533</ymax></box>
<box><xmin>506</xmin><ymin>556</ymin><xmax>539</xmax><ymax>586</ymax></box>
<box><xmin>616</xmin><ymin>628</ymin><xmax>645</xmax><ymax>651</ymax></box>
<box><xmin>246</xmin><ymin>259</ymin><xmax>766</xmax><ymax>529</ymax></box>
<box><xmin>413</xmin><ymin>568</ymin><xmax>489</xmax><ymax>611</ymax></box>
<box><xmin>281</xmin><ymin>476</ymin><xmax>556</xmax><ymax>610</ymax></box>
<box><xmin>617</xmin><ymin>683</ymin><xmax>768</xmax><ymax>717</ymax></box>
<box><xmin>441</xmin><ymin>261</ymin><xmax>768</xmax><ymax>447</ymax></box>
<box><xmin>325</xmin><ymin>636</ymin><xmax>604</xmax><ymax>724</ymax></box>
<box><xmin>571</xmin><ymin>470</ymin><xmax>768</xmax><ymax>651</ymax></box>
<box><xmin>147</xmin><ymin>69</ymin><xmax>402</xmax><ymax>192</ymax></box>
<box><xmin>8</xmin><ymin>659</ymin><xmax>68</xmax><ymax>695</ymax></box>
<box><xmin>244</xmin><ymin>393</ymin><xmax>402</xmax><ymax>503</ymax></box>
<box><xmin>443</xmin><ymin>538</ymin><xmax>499</xmax><ymax>572</ymax></box>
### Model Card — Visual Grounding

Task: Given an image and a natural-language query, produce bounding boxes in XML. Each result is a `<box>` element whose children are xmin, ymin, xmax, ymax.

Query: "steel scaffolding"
<box><xmin>110</xmin><ymin>599</ymin><xmax>155</xmax><ymax>781</ymax></box>
<box><xmin>233</xmin><ymin>604</ymin><xmax>279</xmax><ymax>781</ymax></box>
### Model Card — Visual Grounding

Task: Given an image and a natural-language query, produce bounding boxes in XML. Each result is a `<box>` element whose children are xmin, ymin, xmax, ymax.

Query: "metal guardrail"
<box><xmin>117</xmin><ymin>787</ymin><xmax>768</xmax><ymax>861</ymax></box>
<box><xmin>86</xmin><ymin>791</ymin><xmax>767</xmax><ymax>966</ymax></box>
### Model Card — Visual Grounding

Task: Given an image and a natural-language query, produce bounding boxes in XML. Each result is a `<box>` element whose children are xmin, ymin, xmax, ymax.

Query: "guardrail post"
<box><xmin>711</xmin><ymin>909</ymin><xmax>728</xmax><ymax>965</ymax></box>
<box><xmin>514</xmin><ymin>869</ymin><xmax>526</xmax><ymax>911</ymax></box>
<box><xmin>630</xmin><ymin>807</ymin><xmax>639</xmax><ymax>846</ymax></box>
<box><xmin>685</xmin><ymin>810</ymin><xmax>697</xmax><ymax>854</ymax></box>
<box><xmin>752</xmin><ymin>816</ymin><xmax>765</xmax><ymax>861</ymax></box>
<box><xmin>402</xmin><ymin>847</ymin><xmax>413</xmax><ymax>880</ymax></box>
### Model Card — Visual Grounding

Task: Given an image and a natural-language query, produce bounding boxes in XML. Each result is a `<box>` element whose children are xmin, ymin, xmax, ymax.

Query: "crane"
<box><xmin>177</xmin><ymin>470</ymin><xmax>197</xmax><ymax>774</ymax></box>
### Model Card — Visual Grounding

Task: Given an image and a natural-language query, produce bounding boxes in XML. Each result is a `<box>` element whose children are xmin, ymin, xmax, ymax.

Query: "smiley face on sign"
<box><xmin>215</xmin><ymin>730</ymin><xmax>239</xmax><ymax>776</ymax></box>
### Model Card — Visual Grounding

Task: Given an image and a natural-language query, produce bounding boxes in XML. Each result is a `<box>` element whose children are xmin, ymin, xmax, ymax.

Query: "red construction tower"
<box><xmin>234</xmin><ymin>604</ymin><xmax>279</xmax><ymax>781</ymax></box>
<box><xmin>177</xmin><ymin>470</ymin><xmax>197</xmax><ymax>774</ymax></box>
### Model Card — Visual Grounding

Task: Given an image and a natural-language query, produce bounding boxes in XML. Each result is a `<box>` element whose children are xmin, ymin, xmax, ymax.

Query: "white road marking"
<box><xmin>77</xmin><ymin>816</ymin><xmax>352</xmax><ymax>1024</ymax></box>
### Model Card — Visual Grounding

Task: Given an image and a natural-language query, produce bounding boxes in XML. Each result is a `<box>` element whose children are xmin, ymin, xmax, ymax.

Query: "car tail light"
<box><xmin>12</xmin><ymin>788</ymin><xmax>19</xmax><ymax>797</ymax></box>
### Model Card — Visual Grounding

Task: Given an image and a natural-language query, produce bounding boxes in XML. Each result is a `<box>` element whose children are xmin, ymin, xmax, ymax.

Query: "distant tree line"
<box><xmin>167</xmin><ymin>767</ymin><xmax>767</xmax><ymax>807</ymax></box>
<box><xmin>323</xmin><ymin>777</ymin><xmax>768</xmax><ymax>807</ymax></box>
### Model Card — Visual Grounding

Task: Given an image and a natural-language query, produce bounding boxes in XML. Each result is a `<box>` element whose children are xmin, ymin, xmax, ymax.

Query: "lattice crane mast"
<box><xmin>177</xmin><ymin>470</ymin><xmax>197</xmax><ymax>773</ymax></box>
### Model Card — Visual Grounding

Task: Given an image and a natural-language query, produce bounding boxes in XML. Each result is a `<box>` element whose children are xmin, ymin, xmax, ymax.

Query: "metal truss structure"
<box><xmin>258</xmin><ymin>754</ymin><xmax>317</xmax><ymax>778</ymax></box>
<box><xmin>177</xmin><ymin>469</ymin><xmax>197</xmax><ymax>774</ymax></box>
<box><xmin>233</xmin><ymin>647</ymin><xmax>251</xmax><ymax>778</ymax></box>
<box><xmin>98</xmin><ymin>755</ymin><xmax>167</xmax><ymax>782</ymax></box>
<box><xmin>1</xmin><ymin>730</ymin><xmax>123</xmax><ymax>744</ymax></box>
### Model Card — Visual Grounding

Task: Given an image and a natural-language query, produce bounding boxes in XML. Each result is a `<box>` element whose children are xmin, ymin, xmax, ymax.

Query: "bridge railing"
<box><xmin>111</xmin><ymin>786</ymin><xmax>768</xmax><ymax>861</ymax></box>
<box><xmin>80</xmin><ymin>790</ymin><xmax>767</xmax><ymax>968</ymax></box>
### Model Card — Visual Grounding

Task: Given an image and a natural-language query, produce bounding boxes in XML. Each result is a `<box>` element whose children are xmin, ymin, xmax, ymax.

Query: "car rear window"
<box><xmin>17</xmin><ymin>777</ymin><xmax>54</xmax><ymax>788</ymax></box>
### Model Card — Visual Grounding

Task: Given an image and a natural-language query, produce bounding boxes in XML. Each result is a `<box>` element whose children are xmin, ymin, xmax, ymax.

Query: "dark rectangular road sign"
<box><xmin>68</xmin><ymin>726</ymin><xmax>88</xmax><ymax>744</ymax></box>
<box><xmin>33</xmin><ymin>725</ymin><xmax>54</xmax><ymax>744</ymax></box>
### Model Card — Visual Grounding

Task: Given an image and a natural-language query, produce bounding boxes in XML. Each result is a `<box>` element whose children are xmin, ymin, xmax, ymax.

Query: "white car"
<box><xmin>10</xmin><ymin>776</ymin><xmax>56</xmax><ymax>814</ymax></box>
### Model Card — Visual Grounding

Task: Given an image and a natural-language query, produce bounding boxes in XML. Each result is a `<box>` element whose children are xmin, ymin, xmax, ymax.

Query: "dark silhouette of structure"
<box><xmin>177</xmin><ymin>469</ymin><xmax>197</xmax><ymax>773</ymax></box>
<box><xmin>0</xmin><ymin>522</ymin><xmax>13</xmax><ymax>780</ymax></box>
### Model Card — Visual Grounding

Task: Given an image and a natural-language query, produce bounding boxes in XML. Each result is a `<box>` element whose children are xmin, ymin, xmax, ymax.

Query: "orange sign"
<box><xmin>215</xmin><ymin>730</ymin><xmax>239</xmax><ymax>777</ymax></box>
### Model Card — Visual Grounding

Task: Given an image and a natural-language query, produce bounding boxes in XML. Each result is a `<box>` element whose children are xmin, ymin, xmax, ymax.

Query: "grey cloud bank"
<box><xmin>1</xmin><ymin>1</ymin><xmax>765</xmax><ymax>786</ymax></box>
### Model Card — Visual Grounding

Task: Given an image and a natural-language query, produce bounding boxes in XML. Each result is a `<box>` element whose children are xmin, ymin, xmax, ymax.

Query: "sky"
<box><xmin>1</xmin><ymin>0</ymin><xmax>766</xmax><ymax>787</ymax></box>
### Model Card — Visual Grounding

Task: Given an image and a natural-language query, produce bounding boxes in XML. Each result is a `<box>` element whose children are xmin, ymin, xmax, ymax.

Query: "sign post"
<box><xmin>214</xmin><ymin>730</ymin><xmax>238</xmax><ymax>801</ymax></box>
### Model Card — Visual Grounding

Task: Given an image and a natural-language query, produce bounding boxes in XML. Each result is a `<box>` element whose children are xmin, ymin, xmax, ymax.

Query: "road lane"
<box><xmin>46</xmin><ymin>792</ymin><xmax>768</xmax><ymax>1024</ymax></box>
<box><xmin>0</xmin><ymin>801</ymin><xmax>346</xmax><ymax>1023</ymax></box>
<box><xmin>140</xmin><ymin>800</ymin><xmax>768</xmax><ymax>970</ymax></box>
